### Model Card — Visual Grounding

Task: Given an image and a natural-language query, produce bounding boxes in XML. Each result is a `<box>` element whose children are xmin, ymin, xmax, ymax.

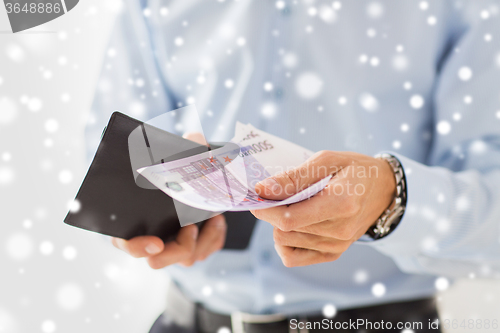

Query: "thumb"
<box><xmin>255</xmin><ymin>151</ymin><xmax>343</xmax><ymax>200</ymax></box>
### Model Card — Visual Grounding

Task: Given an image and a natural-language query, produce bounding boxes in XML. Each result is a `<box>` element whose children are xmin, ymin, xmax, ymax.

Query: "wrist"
<box><xmin>378</xmin><ymin>157</ymin><xmax>398</xmax><ymax>213</ymax></box>
<box><xmin>366</xmin><ymin>154</ymin><xmax>407</xmax><ymax>240</ymax></box>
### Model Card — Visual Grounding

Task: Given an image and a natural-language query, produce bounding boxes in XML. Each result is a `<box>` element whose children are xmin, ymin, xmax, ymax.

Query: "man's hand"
<box><xmin>251</xmin><ymin>151</ymin><xmax>396</xmax><ymax>267</ymax></box>
<box><xmin>111</xmin><ymin>132</ymin><xmax>227</xmax><ymax>269</ymax></box>
<box><xmin>111</xmin><ymin>214</ymin><xmax>226</xmax><ymax>269</ymax></box>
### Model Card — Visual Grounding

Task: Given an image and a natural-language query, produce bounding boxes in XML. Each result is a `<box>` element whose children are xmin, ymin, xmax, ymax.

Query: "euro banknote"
<box><xmin>137</xmin><ymin>123</ymin><xmax>331</xmax><ymax>212</ymax></box>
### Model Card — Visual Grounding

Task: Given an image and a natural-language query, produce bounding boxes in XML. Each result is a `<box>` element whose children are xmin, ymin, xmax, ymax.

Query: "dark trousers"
<box><xmin>149</xmin><ymin>297</ymin><xmax>442</xmax><ymax>333</ymax></box>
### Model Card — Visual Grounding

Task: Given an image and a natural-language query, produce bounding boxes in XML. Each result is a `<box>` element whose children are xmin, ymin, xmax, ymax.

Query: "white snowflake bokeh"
<box><xmin>274</xmin><ymin>293</ymin><xmax>286</xmax><ymax>305</ymax></box>
<box><xmin>371</xmin><ymin>282</ymin><xmax>386</xmax><ymax>297</ymax></box>
<box><xmin>435</xmin><ymin>277</ymin><xmax>450</xmax><ymax>291</ymax></box>
<box><xmin>0</xmin><ymin>2</ymin><xmax>169</xmax><ymax>332</ymax></box>
<box><xmin>0</xmin><ymin>166</ymin><xmax>15</xmax><ymax>185</ymax></box>
<box><xmin>295</xmin><ymin>72</ymin><xmax>323</xmax><ymax>99</ymax></box>
<box><xmin>0</xmin><ymin>97</ymin><xmax>18</xmax><ymax>125</ymax></box>
<box><xmin>39</xmin><ymin>241</ymin><xmax>55</xmax><ymax>256</ymax></box>
<box><xmin>409</xmin><ymin>94</ymin><xmax>425</xmax><ymax>109</ymax></box>
<box><xmin>359</xmin><ymin>93</ymin><xmax>379</xmax><ymax>112</ymax></box>
<box><xmin>6</xmin><ymin>233</ymin><xmax>34</xmax><ymax>261</ymax></box>
<box><xmin>1</xmin><ymin>1</ymin><xmax>499</xmax><ymax>332</ymax></box>
<box><xmin>322</xmin><ymin>303</ymin><xmax>337</xmax><ymax>318</ymax></box>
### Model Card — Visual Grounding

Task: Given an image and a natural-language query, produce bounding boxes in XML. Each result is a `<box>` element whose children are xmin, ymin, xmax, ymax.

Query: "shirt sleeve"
<box><xmin>85</xmin><ymin>0</ymin><xmax>176</xmax><ymax>160</ymax></box>
<box><xmin>366</xmin><ymin>8</ymin><xmax>500</xmax><ymax>278</ymax></box>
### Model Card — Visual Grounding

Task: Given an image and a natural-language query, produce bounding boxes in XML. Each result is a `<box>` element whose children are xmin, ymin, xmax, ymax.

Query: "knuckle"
<box><xmin>281</xmin><ymin>254</ymin><xmax>295</xmax><ymax>268</ymax></box>
<box><xmin>273</xmin><ymin>215</ymin><xmax>286</xmax><ymax>231</ymax></box>
<box><xmin>341</xmin><ymin>200</ymin><xmax>361</xmax><ymax>217</ymax></box>
<box><xmin>262</xmin><ymin>210</ymin><xmax>294</xmax><ymax>231</ymax></box>
<box><xmin>320</xmin><ymin>240</ymin><xmax>339</xmax><ymax>253</ymax></box>
<box><xmin>279</xmin><ymin>219</ymin><xmax>294</xmax><ymax>232</ymax></box>
<box><xmin>339</xmin><ymin>241</ymin><xmax>352</xmax><ymax>252</ymax></box>
<box><xmin>325</xmin><ymin>252</ymin><xmax>342</xmax><ymax>262</ymax></box>
<box><xmin>334</xmin><ymin>224</ymin><xmax>357</xmax><ymax>240</ymax></box>
<box><xmin>284</xmin><ymin>169</ymin><xmax>299</xmax><ymax>182</ymax></box>
<box><xmin>183</xmin><ymin>258</ymin><xmax>196</xmax><ymax>266</ymax></box>
<box><xmin>279</xmin><ymin>247</ymin><xmax>296</xmax><ymax>267</ymax></box>
<box><xmin>337</xmin><ymin>231</ymin><xmax>351</xmax><ymax>241</ymax></box>
<box><xmin>331</xmin><ymin>240</ymin><xmax>351</xmax><ymax>253</ymax></box>
<box><xmin>179</xmin><ymin>247</ymin><xmax>194</xmax><ymax>260</ymax></box>
<box><xmin>282</xmin><ymin>169</ymin><xmax>301</xmax><ymax>191</ymax></box>
<box><xmin>316</xmin><ymin>150</ymin><xmax>333</xmax><ymax>161</ymax></box>
<box><xmin>315</xmin><ymin>150</ymin><xmax>335</xmax><ymax>168</ymax></box>
<box><xmin>273</xmin><ymin>228</ymin><xmax>287</xmax><ymax>245</ymax></box>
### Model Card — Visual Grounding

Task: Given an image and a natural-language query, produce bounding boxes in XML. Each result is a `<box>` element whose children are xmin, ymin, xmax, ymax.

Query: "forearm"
<box><xmin>366</xmin><ymin>153</ymin><xmax>500</xmax><ymax>277</ymax></box>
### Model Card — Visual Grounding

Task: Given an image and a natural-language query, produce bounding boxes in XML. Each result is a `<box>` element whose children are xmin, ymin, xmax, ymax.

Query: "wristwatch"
<box><xmin>365</xmin><ymin>153</ymin><xmax>407</xmax><ymax>240</ymax></box>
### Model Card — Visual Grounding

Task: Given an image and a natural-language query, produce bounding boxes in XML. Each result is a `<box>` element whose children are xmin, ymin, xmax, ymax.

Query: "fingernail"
<box><xmin>191</xmin><ymin>227</ymin><xmax>199</xmax><ymax>240</ymax></box>
<box><xmin>257</xmin><ymin>178</ymin><xmax>281</xmax><ymax>193</ymax></box>
<box><xmin>145</xmin><ymin>243</ymin><xmax>161</xmax><ymax>255</ymax></box>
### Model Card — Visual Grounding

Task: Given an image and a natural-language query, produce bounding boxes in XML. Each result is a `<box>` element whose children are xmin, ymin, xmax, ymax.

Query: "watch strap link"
<box><xmin>366</xmin><ymin>153</ymin><xmax>407</xmax><ymax>240</ymax></box>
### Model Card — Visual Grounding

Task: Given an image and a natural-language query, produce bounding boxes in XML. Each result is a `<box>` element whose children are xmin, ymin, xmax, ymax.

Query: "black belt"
<box><xmin>150</xmin><ymin>280</ymin><xmax>441</xmax><ymax>333</ymax></box>
<box><xmin>195</xmin><ymin>297</ymin><xmax>440</xmax><ymax>333</ymax></box>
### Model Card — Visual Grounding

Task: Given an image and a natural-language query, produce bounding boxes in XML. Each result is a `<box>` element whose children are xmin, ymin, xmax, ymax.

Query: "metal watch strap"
<box><xmin>366</xmin><ymin>153</ymin><xmax>407</xmax><ymax>240</ymax></box>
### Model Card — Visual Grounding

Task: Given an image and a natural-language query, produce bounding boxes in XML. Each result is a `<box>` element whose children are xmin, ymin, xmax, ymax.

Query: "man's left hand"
<box><xmin>251</xmin><ymin>150</ymin><xmax>397</xmax><ymax>267</ymax></box>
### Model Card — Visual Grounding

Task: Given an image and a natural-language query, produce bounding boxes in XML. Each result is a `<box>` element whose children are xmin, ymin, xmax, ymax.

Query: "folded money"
<box><xmin>138</xmin><ymin>123</ymin><xmax>331</xmax><ymax>212</ymax></box>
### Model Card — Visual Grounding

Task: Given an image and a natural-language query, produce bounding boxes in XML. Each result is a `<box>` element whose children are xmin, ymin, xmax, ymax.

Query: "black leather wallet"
<box><xmin>64</xmin><ymin>112</ymin><xmax>256</xmax><ymax>250</ymax></box>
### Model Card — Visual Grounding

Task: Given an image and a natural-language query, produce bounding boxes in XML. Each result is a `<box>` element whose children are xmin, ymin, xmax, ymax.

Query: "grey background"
<box><xmin>0</xmin><ymin>1</ymin><xmax>499</xmax><ymax>332</ymax></box>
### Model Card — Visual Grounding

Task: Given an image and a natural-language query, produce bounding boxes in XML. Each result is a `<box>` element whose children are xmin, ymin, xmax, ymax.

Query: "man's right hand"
<box><xmin>111</xmin><ymin>132</ymin><xmax>227</xmax><ymax>269</ymax></box>
<box><xmin>111</xmin><ymin>214</ymin><xmax>227</xmax><ymax>269</ymax></box>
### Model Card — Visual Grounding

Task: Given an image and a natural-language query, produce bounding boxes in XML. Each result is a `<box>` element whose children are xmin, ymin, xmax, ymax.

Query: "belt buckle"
<box><xmin>230</xmin><ymin>311</ymin><xmax>287</xmax><ymax>333</ymax></box>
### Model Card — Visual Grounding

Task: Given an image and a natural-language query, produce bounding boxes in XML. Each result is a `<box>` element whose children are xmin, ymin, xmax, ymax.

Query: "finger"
<box><xmin>273</xmin><ymin>228</ymin><xmax>352</xmax><ymax>253</ymax></box>
<box><xmin>181</xmin><ymin>214</ymin><xmax>227</xmax><ymax>266</ymax></box>
<box><xmin>111</xmin><ymin>236</ymin><xmax>164</xmax><ymax>258</ymax></box>
<box><xmin>274</xmin><ymin>244</ymin><xmax>341</xmax><ymax>268</ymax></box>
<box><xmin>252</xmin><ymin>177</ymin><xmax>362</xmax><ymax>231</ymax></box>
<box><xmin>194</xmin><ymin>214</ymin><xmax>227</xmax><ymax>261</ymax></box>
<box><xmin>294</xmin><ymin>218</ymin><xmax>343</xmax><ymax>237</ymax></box>
<box><xmin>147</xmin><ymin>225</ymin><xmax>198</xmax><ymax>269</ymax></box>
<box><xmin>183</xmin><ymin>132</ymin><xmax>208</xmax><ymax>146</ymax></box>
<box><xmin>255</xmin><ymin>150</ymin><xmax>349</xmax><ymax>200</ymax></box>
<box><xmin>251</xmin><ymin>192</ymin><xmax>330</xmax><ymax>231</ymax></box>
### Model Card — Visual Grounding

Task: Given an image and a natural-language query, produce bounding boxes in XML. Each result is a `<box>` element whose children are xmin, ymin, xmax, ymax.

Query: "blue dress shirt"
<box><xmin>88</xmin><ymin>0</ymin><xmax>500</xmax><ymax>315</ymax></box>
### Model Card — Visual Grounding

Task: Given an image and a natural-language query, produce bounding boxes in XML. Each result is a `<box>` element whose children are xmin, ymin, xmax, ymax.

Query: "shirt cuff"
<box><xmin>360</xmin><ymin>152</ymin><xmax>452</xmax><ymax>271</ymax></box>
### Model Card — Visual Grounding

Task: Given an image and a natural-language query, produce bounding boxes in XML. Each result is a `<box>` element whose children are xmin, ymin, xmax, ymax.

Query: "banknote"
<box><xmin>227</xmin><ymin>123</ymin><xmax>314</xmax><ymax>190</ymax></box>
<box><xmin>137</xmin><ymin>123</ymin><xmax>330</xmax><ymax>212</ymax></box>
